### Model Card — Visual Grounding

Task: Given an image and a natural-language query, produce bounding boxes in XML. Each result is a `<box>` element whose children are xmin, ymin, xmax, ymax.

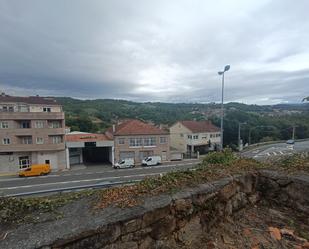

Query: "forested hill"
<box><xmin>56</xmin><ymin>97</ymin><xmax>309</xmax><ymax>148</ymax></box>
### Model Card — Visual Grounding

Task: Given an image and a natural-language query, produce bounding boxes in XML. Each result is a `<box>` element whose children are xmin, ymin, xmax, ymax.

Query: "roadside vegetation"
<box><xmin>1</xmin><ymin>150</ymin><xmax>309</xmax><ymax>226</ymax></box>
<box><xmin>58</xmin><ymin>97</ymin><xmax>309</xmax><ymax>148</ymax></box>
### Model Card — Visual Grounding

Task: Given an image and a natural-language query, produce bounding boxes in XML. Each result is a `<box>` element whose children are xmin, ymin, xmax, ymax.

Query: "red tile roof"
<box><xmin>107</xmin><ymin>119</ymin><xmax>168</xmax><ymax>136</ymax></box>
<box><xmin>66</xmin><ymin>133</ymin><xmax>111</xmax><ymax>142</ymax></box>
<box><xmin>0</xmin><ymin>94</ymin><xmax>59</xmax><ymax>105</ymax></box>
<box><xmin>180</xmin><ymin>120</ymin><xmax>220</xmax><ymax>133</ymax></box>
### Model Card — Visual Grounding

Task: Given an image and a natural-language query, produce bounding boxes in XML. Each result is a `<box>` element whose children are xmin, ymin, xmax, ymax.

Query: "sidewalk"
<box><xmin>0</xmin><ymin>172</ymin><xmax>18</xmax><ymax>177</ymax></box>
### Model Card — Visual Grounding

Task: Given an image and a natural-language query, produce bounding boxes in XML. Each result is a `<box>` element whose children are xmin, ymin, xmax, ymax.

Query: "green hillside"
<box><xmin>57</xmin><ymin>97</ymin><xmax>309</xmax><ymax>148</ymax></box>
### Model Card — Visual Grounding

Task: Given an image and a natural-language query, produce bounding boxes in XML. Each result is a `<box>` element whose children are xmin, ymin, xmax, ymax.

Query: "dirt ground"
<box><xmin>201</xmin><ymin>201</ymin><xmax>309</xmax><ymax>249</ymax></box>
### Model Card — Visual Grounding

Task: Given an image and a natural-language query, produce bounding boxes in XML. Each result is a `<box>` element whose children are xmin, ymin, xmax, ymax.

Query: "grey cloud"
<box><xmin>0</xmin><ymin>0</ymin><xmax>308</xmax><ymax>104</ymax></box>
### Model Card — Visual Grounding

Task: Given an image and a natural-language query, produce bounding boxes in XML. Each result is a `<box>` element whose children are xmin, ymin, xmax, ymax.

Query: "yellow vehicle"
<box><xmin>19</xmin><ymin>164</ymin><xmax>51</xmax><ymax>177</ymax></box>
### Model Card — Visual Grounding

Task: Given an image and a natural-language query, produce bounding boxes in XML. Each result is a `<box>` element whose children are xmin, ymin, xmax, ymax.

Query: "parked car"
<box><xmin>19</xmin><ymin>164</ymin><xmax>51</xmax><ymax>177</ymax></box>
<box><xmin>142</xmin><ymin>156</ymin><xmax>162</xmax><ymax>166</ymax></box>
<box><xmin>286</xmin><ymin>139</ymin><xmax>295</xmax><ymax>145</ymax></box>
<box><xmin>114</xmin><ymin>158</ymin><xmax>135</xmax><ymax>169</ymax></box>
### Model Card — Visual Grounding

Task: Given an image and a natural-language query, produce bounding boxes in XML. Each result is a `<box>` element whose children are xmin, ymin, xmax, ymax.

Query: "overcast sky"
<box><xmin>0</xmin><ymin>0</ymin><xmax>308</xmax><ymax>105</ymax></box>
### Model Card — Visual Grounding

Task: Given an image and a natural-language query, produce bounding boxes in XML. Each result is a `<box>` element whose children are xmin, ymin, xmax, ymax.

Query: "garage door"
<box><xmin>70</xmin><ymin>155</ymin><xmax>80</xmax><ymax>165</ymax></box>
<box><xmin>119</xmin><ymin>151</ymin><xmax>135</xmax><ymax>160</ymax></box>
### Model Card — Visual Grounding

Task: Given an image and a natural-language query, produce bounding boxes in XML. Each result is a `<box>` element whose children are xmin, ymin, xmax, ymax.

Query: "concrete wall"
<box><xmin>0</xmin><ymin>150</ymin><xmax>66</xmax><ymax>172</ymax></box>
<box><xmin>170</xmin><ymin>122</ymin><xmax>221</xmax><ymax>153</ymax></box>
<box><xmin>170</xmin><ymin>122</ymin><xmax>191</xmax><ymax>152</ymax></box>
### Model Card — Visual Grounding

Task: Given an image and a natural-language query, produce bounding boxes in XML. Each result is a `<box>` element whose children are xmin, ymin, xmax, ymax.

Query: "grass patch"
<box><xmin>0</xmin><ymin>190</ymin><xmax>96</xmax><ymax>225</ymax></box>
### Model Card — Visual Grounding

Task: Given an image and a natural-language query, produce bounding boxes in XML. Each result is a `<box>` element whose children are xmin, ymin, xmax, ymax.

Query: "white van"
<box><xmin>142</xmin><ymin>156</ymin><xmax>162</xmax><ymax>166</ymax></box>
<box><xmin>114</xmin><ymin>158</ymin><xmax>135</xmax><ymax>169</ymax></box>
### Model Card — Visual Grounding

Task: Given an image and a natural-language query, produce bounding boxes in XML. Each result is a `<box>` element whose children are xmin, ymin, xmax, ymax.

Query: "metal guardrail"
<box><xmin>4</xmin><ymin>180</ymin><xmax>141</xmax><ymax>198</ymax></box>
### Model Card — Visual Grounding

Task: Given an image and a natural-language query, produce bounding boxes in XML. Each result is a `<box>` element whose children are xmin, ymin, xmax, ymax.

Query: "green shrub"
<box><xmin>202</xmin><ymin>149</ymin><xmax>237</xmax><ymax>166</ymax></box>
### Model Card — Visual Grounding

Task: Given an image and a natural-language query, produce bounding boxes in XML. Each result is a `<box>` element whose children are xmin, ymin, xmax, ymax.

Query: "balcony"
<box><xmin>1</xmin><ymin>128</ymin><xmax>65</xmax><ymax>136</ymax></box>
<box><xmin>0</xmin><ymin>112</ymin><xmax>64</xmax><ymax>120</ymax></box>
<box><xmin>0</xmin><ymin>143</ymin><xmax>65</xmax><ymax>152</ymax></box>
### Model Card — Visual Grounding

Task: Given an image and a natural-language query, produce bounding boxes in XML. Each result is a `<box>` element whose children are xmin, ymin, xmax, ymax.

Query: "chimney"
<box><xmin>112</xmin><ymin>124</ymin><xmax>116</xmax><ymax>133</ymax></box>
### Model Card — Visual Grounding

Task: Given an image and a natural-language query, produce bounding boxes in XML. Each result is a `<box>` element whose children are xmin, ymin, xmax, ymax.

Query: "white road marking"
<box><xmin>266</xmin><ymin>153</ymin><xmax>271</xmax><ymax>156</ymax></box>
<box><xmin>0</xmin><ymin>172</ymin><xmax>164</xmax><ymax>190</ymax></box>
<box><xmin>0</xmin><ymin>161</ymin><xmax>198</xmax><ymax>182</ymax></box>
<box><xmin>273</xmin><ymin>152</ymin><xmax>277</xmax><ymax>155</ymax></box>
<box><xmin>279</xmin><ymin>151</ymin><xmax>284</xmax><ymax>155</ymax></box>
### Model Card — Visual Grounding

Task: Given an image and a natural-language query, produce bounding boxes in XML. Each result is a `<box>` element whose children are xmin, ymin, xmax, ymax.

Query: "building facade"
<box><xmin>106</xmin><ymin>119</ymin><xmax>170</xmax><ymax>164</ymax></box>
<box><xmin>0</xmin><ymin>93</ymin><xmax>66</xmax><ymax>172</ymax></box>
<box><xmin>170</xmin><ymin>120</ymin><xmax>221</xmax><ymax>154</ymax></box>
<box><xmin>66</xmin><ymin>131</ymin><xmax>114</xmax><ymax>167</ymax></box>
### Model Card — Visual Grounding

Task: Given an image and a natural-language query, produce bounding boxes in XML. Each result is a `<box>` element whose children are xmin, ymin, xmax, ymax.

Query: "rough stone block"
<box><xmin>142</xmin><ymin>206</ymin><xmax>171</xmax><ymax>228</ymax></box>
<box><xmin>174</xmin><ymin>198</ymin><xmax>193</xmax><ymax>216</ymax></box>
<box><xmin>150</xmin><ymin>215</ymin><xmax>176</xmax><ymax>240</ymax></box>
<box><xmin>122</xmin><ymin>218</ymin><xmax>142</xmax><ymax>234</ymax></box>
<box><xmin>177</xmin><ymin>216</ymin><xmax>202</xmax><ymax>245</ymax></box>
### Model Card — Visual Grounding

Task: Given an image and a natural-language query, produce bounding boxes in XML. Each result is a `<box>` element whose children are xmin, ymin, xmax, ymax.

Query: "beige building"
<box><xmin>0</xmin><ymin>93</ymin><xmax>66</xmax><ymax>172</ymax></box>
<box><xmin>106</xmin><ymin>119</ymin><xmax>170</xmax><ymax>164</ymax></box>
<box><xmin>170</xmin><ymin>120</ymin><xmax>221</xmax><ymax>154</ymax></box>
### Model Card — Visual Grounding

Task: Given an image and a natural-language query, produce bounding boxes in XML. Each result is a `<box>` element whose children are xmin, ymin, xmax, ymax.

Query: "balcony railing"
<box><xmin>0</xmin><ymin>143</ymin><xmax>65</xmax><ymax>152</ymax></box>
<box><xmin>0</xmin><ymin>112</ymin><xmax>64</xmax><ymax>120</ymax></box>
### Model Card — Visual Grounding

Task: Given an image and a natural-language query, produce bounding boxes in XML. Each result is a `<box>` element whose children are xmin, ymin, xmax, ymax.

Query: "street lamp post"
<box><xmin>218</xmin><ymin>65</ymin><xmax>230</xmax><ymax>150</ymax></box>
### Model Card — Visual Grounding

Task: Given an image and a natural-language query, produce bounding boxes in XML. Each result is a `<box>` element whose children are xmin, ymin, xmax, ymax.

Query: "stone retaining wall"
<box><xmin>1</xmin><ymin>170</ymin><xmax>309</xmax><ymax>249</ymax></box>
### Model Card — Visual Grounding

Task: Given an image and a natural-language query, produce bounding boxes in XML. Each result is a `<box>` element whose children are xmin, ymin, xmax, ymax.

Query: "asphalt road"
<box><xmin>241</xmin><ymin>140</ymin><xmax>309</xmax><ymax>160</ymax></box>
<box><xmin>0</xmin><ymin>160</ymin><xmax>200</xmax><ymax>196</ymax></box>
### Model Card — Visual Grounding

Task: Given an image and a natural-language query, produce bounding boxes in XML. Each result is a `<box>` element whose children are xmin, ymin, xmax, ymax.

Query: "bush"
<box><xmin>202</xmin><ymin>149</ymin><xmax>237</xmax><ymax>166</ymax></box>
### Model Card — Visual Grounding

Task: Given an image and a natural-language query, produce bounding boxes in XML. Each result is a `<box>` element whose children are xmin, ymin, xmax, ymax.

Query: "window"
<box><xmin>1</xmin><ymin>106</ymin><xmax>14</xmax><ymax>112</ymax></box>
<box><xmin>160</xmin><ymin>137</ymin><xmax>167</xmax><ymax>144</ymax></box>
<box><xmin>193</xmin><ymin>135</ymin><xmax>199</xmax><ymax>140</ymax></box>
<box><xmin>129</xmin><ymin>138</ymin><xmax>143</xmax><ymax>147</ymax></box>
<box><xmin>36</xmin><ymin>137</ymin><xmax>44</xmax><ymax>144</ymax></box>
<box><xmin>20</xmin><ymin>121</ymin><xmax>31</xmax><ymax>129</ymax></box>
<box><xmin>18</xmin><ymin>105</ymin><xmax>29</xmax><ymax>112</ymax></box>
<box><xmin>21</xmin><ymin>136</ymin><xmax>32</xmax><ymax>144</ymax></box>
<box><xmin>43</xmin><ymin>107</ymin><xmax>51</xmax><ymax>112</ymax></box>
<box><xmin>187</xmin><ymin>135</ymin><xmax>192</xmax><ymax>139</ymax></box>
<box><xmin>19</xmin><ymin>156</ymin><xmax>30</xmax><ymax>169</ymax></box>
<box><xmin>118</xmin><ymin>138</ymin><xmax>125</xmax><ymax>145</ymax></box>
<box><xmin>3</xmin><ymin>138</ymin><xmax>10</xmax><ymax>145</ymax></box>
<box><xmin>35</xmin><ymin>121</ymin><xmax>44</xmax><ymax>128</ymax></box>
<box><xmin>0</xmin><ymin>122</ymin><xmax>8</xmax><ymax>129</ymax></box>
<box><xmin>151</xmin><ymin>137</ymin><xmax>156</xmax><ymax>145</ymax></box>
<box><xmin>144</xmin><ymin>137</ymin><xmax>156</xmax><ymax>146</ymax></box>
<box><xmin>216</xmin><ymin>134</ymin><xmax>221</xmax><ymax>137</ymax></box>
<box><xmin>48</xmin><ymin>121</ymin><xmax>61</xmax><ymax>128</ymax></box>
<box><xmin>52</xmin><ymin>135</ymin><xmax>63</xmax><ymax>144</ymax></box>
<box><xmin>180</xmin><ymin>133</ymin><xmax>184</xmax><ymax>137</ymax></box>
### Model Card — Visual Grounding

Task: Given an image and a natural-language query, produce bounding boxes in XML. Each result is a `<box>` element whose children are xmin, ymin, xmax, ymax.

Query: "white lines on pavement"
<box><xmin>0</xmin><ymin>162</ymin><xmax>198</xmax><ymax>182</ymax></box>
<box><xmin>0</xmin><ymin>172</ymin><xmax>166</xmax><ymax>190</ymax></box>
<box><xmin>61</xmin><ymin>162</ymin><xmax>196</xmax><ymax>177</ymax></box>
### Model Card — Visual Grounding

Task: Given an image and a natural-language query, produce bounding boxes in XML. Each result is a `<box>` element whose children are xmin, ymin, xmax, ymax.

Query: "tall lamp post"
<box><xmin>218</xmin><ymin>65</ymin><xmax>230</xmax><ymax>150</ymax></box>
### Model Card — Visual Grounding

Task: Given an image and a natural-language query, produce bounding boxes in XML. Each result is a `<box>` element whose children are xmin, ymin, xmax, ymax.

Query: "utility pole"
<box><xmin>238</xmin><ymin>122</ymin><xmax>247</xmax><ymax>150</ymax></box>
<box><xmin>292</xmin><ymin>126</ymin><xmax>296</xmax><ymax>140</ymax></box>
